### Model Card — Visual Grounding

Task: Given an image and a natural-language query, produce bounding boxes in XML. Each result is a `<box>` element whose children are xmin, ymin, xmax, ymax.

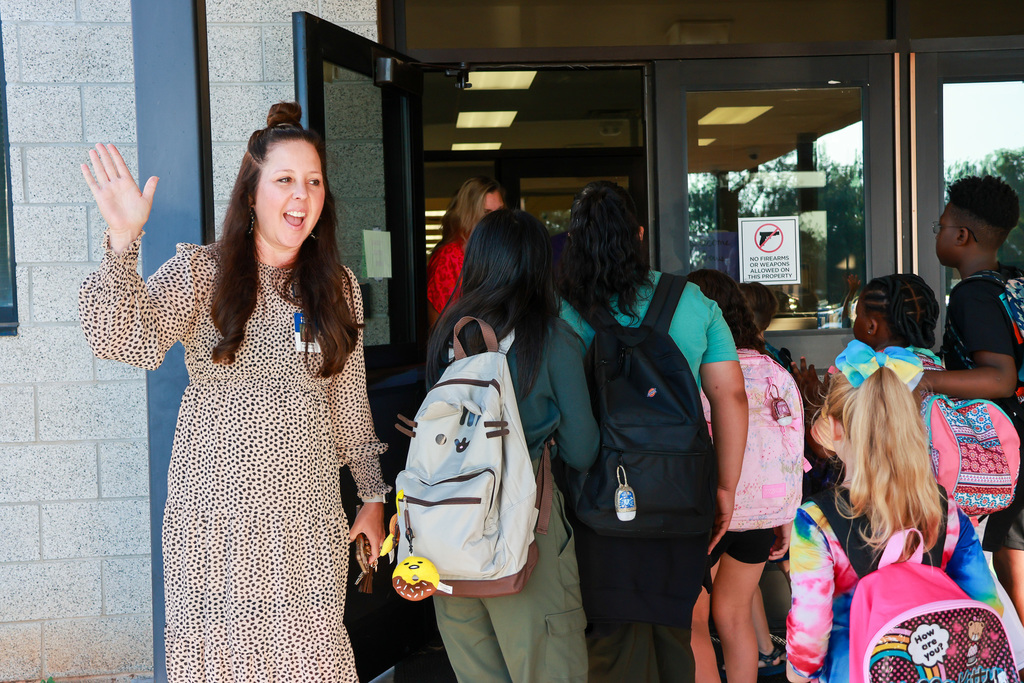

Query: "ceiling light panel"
<box><xmin>451</xmin><ymin>142</ymin><xmax>503</xmax><ymax>151</ymax></box>
<box><xmin>698</xmin><ymin>106</ymin><xmax>773</xmax><ymax>125</ymax></box>
<box><xmin>467</xmin><ymin>71</ymin><xmax>537</xmax><ymax>90</ymax></box>
<box><xmin>698</xmin><ymin>138</ymin><xmax>716</xmax><ymax>146</ymax></box>
<box><xmin>456</xmin><ymin>111</ymin><xmax>518</xmax><ymax>128</ymax></box>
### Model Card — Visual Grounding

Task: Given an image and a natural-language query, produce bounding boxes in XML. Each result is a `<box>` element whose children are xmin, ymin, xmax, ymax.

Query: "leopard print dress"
<box><xmin>79</xmin><ymin>235</ymin><xmax>390</xmax><ymax>682</ymax></box>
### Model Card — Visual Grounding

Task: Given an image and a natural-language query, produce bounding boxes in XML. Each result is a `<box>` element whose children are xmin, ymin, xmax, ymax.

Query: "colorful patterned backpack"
<box><xmin>814</xmin><ymin>488</ymin><xmax>1019</xmax><ymax>683</ymax></box>
<box><xmin>701</xmin><ymin>349</ymin><xmax>804</xmax><ymax>530</ymax></box>
<box><xmin>916</xmin><ymin>350</ymin><xmax>1021</xmax><ymax>517</ymax></box>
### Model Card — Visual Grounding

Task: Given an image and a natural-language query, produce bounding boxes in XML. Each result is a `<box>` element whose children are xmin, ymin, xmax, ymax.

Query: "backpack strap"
<box><xmin>534</xmin><ymin>439</ymin><xmax>555</xmax><ymax>535</ymax></box>
<box><xmin>642</xmin><ymin>273</ymin><xmax>688</xmax><ymax>333</ymax></box>
<box><xmin>878</xmin><ymin>528</ymin><xmax>925</xmax><ymax>568</ymax></box>
<box><xmin>961</xmin><ymin>269</ymin><xmax>1007</xmax><ymax>287</ymax></box>
<box><xmin>453</xmin><ymin>316</ymin><xmax>499</xmax><ymax>360</ymax></box>
<box><xmin>583</xmin><ymin>273</ymin><xmax>687</xmax><ymax>335</ymax></box>
<box><xmin>810</xmin><ymin>486</ymin><xmax>948</xmax><ymax>578</ymax></box>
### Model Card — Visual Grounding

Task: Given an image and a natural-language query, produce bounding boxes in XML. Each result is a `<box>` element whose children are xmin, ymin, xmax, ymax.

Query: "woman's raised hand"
<box><xmin>81</xmin><ymin>143</ymin><xmax>158</xmax><ymax>255</ymax></box>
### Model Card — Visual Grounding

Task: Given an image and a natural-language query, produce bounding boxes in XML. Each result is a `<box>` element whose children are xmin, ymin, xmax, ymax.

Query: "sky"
<box><xmin>942</xmin><ymin>81</ymin><xmax>1024</xmax><ymax>165</ymax></box>
<box><xmin>816</xmin><ymin>80</ymin><xmax>1024</xmax><ymax>167</ymax></box>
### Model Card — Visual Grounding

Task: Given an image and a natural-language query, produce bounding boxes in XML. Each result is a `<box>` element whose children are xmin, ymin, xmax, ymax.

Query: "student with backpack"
<box><xmin>922</xmin><ymin>176</ymin><xmax>1024</xmax><ymax>622</ymax></box>
<box><xmin>557</xmin><ymin>181</ymin><xmax>748</xmax><ymax>682</ymax></box>
<box><xmin>787</xmin><ymin>343</ymin><xmax>1006</xmax><ymax>683</ymax></box>
<box><xmin>688</xmin><ymin>269</ymin><xmax>804</xmax><ymax>683</ymax></box>
<box><xmin>739</xmin><ymin>280</ymin><xmax>793</xmax><ymax>370</ymax></box>
<box><xmin>421</xmin><ymin>208</ymin><xmax>599</xmax><ymax>683</ymax></box>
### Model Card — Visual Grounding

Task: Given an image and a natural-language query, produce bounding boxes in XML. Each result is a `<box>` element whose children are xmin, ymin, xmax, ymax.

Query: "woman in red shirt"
<box><xmin>427</xmin><ymin>176</ymin><xmax>505</xmax><ymax>325</ymax></box>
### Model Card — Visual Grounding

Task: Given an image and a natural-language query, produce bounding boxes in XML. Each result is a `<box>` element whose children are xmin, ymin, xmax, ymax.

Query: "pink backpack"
<box><xmin>917</xmin><ymin>351</ymin><xmax>1022</xmax><ymax>517</ymax></box>
<box><xmin>814</xmin><ymin>489</ymin><xmax>1018</xmax><ymax>683</ymax></box>
<box><xmin>701</xmin><ymin>349</ymin><xmax>804</xmax><ymax>530</ymax></box>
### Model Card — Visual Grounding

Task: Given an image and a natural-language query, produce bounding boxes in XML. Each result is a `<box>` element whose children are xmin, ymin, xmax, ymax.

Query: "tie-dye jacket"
<box><xmin>786</xmin><ymin>494</ymin><xmax>1001</xmax><ymax>682</ymax></box>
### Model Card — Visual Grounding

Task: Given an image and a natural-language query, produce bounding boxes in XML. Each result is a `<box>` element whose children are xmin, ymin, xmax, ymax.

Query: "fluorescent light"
<box><xmin>468</xmin><ymin>71</ymin><xmax>537</xmax><ymax>90</ymax></box>
<box><xmin>456</xmin><ymin>111</ymin><xmax>518</xmax><ymax>128</ymax></box>
<box><xmin>698</xmin><ymin>138</ymin><xmax>716</xmax><ymax>146</ymax></box>
<box><xmin>698</xmin><ymin>106</ymin><xmax>772</xmax><ymax>125</ymax></box>
<box><xmin>424</xmin><ymin>210</ymin><xmax>446</xmax><ymax>218</ymax></box>
<box><xmin>451</xmin><ymin>142</ymin><xmax>502</xmax><ymax>151</ymax></box>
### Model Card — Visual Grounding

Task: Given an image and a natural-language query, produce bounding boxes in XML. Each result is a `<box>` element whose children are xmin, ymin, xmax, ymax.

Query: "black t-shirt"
<box><xmin>942</xmin><ymin>266</ymin><xmax>1024</xmax><ymax>370</ymax></box>
<box><xmin>942</xmin><ymin>264</ymin><xmax>1024</xmax><ymax>421</ymax></box>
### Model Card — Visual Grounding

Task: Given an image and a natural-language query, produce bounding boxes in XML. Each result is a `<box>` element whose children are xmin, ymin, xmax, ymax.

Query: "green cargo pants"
<box><xmin>433</xmin><ymin>486</ymin><xmax>588</xmax><ymax>683</ymax></box>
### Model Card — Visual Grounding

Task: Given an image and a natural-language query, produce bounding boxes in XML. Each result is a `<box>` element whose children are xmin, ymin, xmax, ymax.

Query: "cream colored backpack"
<box><xmin>393</xmin><ymin>317</ymin><xmax>551</xmax><ymax>598</ymax></box>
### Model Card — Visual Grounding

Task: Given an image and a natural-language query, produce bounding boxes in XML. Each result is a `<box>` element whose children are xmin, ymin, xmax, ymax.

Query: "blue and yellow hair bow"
<box><xmin>834</xmin><ymin>339</ymin><xmax>924</xmax><ymax>389</ymax></box>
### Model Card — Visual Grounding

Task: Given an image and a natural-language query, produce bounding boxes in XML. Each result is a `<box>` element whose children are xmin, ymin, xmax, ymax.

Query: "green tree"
<box><xmin>687</xmin><ymin>149</ymin><xmax>865</xmax><ymax>315</ymax></box>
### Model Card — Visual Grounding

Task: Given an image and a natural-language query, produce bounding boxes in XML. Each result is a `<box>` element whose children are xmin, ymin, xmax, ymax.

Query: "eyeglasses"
<box><xmin>931</xmin><ymin>220</ymin><xmax>979</xmax><ymax>242</ymax></box>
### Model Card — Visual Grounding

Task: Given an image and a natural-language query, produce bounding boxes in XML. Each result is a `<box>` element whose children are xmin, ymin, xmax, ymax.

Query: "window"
<box><xmin>687</xmin><ymin>87</ymin><xmax>865</xmax><ymax>330</ymax></box>
<box><xmin>941</xmin><ymin>81</ymin><xmax>1024</xmax><ymax>297</ymax></box>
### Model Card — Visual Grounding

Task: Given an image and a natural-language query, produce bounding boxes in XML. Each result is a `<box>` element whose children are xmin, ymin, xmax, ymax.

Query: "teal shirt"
<box><xmin>506</xmin><ymin>321</ymin><xmax>601</xmax><ymax>472</ymax></box>
<box><xmin>559</xmin><ymin>271</ymin><xmax>739</xmax><ymax>388</ymax></box>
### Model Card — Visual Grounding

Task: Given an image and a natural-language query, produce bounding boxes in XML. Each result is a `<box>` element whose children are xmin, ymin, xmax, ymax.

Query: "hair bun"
<box><xmin>266</xmin><ymin>101</ymin><xmax>303</xmax><ymax>129</ymax></box>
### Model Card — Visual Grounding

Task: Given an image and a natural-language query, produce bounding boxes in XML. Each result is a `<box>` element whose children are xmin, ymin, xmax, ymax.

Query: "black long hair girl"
<box><xmin>557</xmin><ymin>180</ymin><xmax>649</xmax><ymax>322</ymax></box>
<box><xmin>426</xmin><ymin>208</ymin><xmax>559</xmax><ymax>393</ymax></box>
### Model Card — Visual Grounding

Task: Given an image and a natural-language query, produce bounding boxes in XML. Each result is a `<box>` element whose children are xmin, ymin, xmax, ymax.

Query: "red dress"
<box><xmin>427</xmin><ymin>240</ymin><xmax>465</xmax><ymax>313</ymax></box>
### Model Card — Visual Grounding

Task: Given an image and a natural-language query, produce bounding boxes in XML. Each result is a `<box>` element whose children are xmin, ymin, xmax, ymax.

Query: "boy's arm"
<box><xmin>922</xmin><ymin>350</ymin><xmax>1018</xmax><ymax>399</ymax></box>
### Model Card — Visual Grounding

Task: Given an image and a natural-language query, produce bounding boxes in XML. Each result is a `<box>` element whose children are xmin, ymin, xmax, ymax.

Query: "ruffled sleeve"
<box><xmin>328</xmin><ymin>266</ymin><xmax>391</xmax><ymax>500</ymax></box>
<box><xmin>78</xmin><ymin>232</ymin><xmax>202</xmax><ymax>371</ymax></box>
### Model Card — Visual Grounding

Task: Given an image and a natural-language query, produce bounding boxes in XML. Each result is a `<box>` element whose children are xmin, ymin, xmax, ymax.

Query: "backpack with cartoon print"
<box><xmin>814</xmin><ymin>488</ymin><xmax>1019</xmax><ymax>683</ymax></box>
<box><xmin>391</xmin><ymin>317</ymin><xmax>552</xmax><ymax>598</ymax></box>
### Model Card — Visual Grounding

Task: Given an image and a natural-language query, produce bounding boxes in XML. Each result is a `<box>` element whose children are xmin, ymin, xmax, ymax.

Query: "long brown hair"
<box><xmin>432</xmin><ymin>176</ymin><xmax>504</xmax><ymax>255</ymax></box>
<box><xmin>210</xmin><ymin>101</ymin><xmax>361</xmax><ymax>377</ymax></box>
<box><xmin>688</xmin><ymin>269</ymin><xmax>766</xmax><ymax>353</ymax></box>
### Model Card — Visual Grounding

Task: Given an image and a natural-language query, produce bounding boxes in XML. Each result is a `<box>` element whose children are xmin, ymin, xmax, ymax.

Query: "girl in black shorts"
<box><xmin>688</xmin><ymin>270</ymin><xmax>806</xmax><ymax>683</ymax></box>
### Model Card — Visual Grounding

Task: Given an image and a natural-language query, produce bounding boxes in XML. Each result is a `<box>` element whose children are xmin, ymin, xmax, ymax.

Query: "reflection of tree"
<box><xmin>688</xmin><ymin>151</ymin><xmax>865</xmax><ymax>313</ymax></box>
<box><xmin>946</xmin><ymin>148</ymin><xmax>1024</xmax><ymax>268</ymax></box>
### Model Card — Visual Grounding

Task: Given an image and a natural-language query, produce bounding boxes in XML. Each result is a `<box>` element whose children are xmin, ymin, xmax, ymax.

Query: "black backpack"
<box><xmin>567</xmin><ymin>274</ymin><xmax>718</xmax><ymax>538</ymax></box>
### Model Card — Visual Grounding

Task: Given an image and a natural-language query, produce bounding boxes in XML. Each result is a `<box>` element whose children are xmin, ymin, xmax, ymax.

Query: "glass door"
<box><xmin>499</xmin><ymin>154</ymin><xmax>647</xmax><ymax>237</ymax></box>
<box><xmin>914</xmin><ymin>50</ymin><xmax>1024</xmax><ymax>308</ymax></box>
<box><xmin>653</xmin><ymin>56</ymin><xmax>895</xmax><ymax>363</ymax></box>
<box><xmin>293</xmin><ymin>13</ymin><xmax>431</xmax><ymax>681</ymax></box>
<box><xmin>295</xmin><ymin>12</ymin><xmax>426</xmax><ymax>369</ymax></box>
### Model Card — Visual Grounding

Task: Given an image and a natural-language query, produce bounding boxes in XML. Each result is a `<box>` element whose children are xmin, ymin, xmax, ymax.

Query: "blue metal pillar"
<box><xmin>129</xmin><ymin>1</ymin><xmax>213</xmax><ymax>679</ymax></box>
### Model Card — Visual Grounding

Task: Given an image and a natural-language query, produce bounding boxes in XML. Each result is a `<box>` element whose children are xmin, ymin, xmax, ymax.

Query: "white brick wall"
<box><xmin>0</xmin><ymin>1</ymin><xmax>378</xmax><ymax>680</ymax></box>
<box><xmin>206</xmin><ymin>0</ymin><xmax>377</xmax><ymax>232</ymax></box>
<box><xmin>0</xmin><ymin>3</ymin><xmax>152</xmax><ymax>678</ymax></box>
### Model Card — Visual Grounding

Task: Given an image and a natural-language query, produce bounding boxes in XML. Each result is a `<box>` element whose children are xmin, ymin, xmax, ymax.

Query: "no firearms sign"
<box><xmin>738</xmin><ymin>216</ymin><xmax>800</xmax><ymax>285</ymax></box>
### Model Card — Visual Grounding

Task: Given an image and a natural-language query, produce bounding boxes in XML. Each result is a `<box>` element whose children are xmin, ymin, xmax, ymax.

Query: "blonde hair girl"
<box><xmin>787</xmin><ymin>342</ymin><xmax>1001</xmax><ymax>683</ymax></box>
<box><xmin>436</xmin><ymin>176</ymin><xmax>504</xmax><ymax>250</ymax></box>
<box><xmin>816</xmin><ymin>368</ymin><xmax>944</xmax><ymax>561</ymax></box>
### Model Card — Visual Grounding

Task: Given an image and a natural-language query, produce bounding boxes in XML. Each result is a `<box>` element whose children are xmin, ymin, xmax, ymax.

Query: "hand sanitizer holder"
<box><xmin>614</xmin><ymin>465</ymin><xmax>636</xmax><ymax>521</ymax></box>
<box><xmin>767</xmin><ymin>381</ymin><xmax>793</xmax><ymax>426</ymax></box>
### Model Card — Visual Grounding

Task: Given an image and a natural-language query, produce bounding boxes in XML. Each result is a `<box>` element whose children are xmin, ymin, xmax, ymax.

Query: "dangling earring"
<box><xmin>248</xmin><ymin>208</ymin><xmax>255</xmax><ymax>235</ymax></box>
